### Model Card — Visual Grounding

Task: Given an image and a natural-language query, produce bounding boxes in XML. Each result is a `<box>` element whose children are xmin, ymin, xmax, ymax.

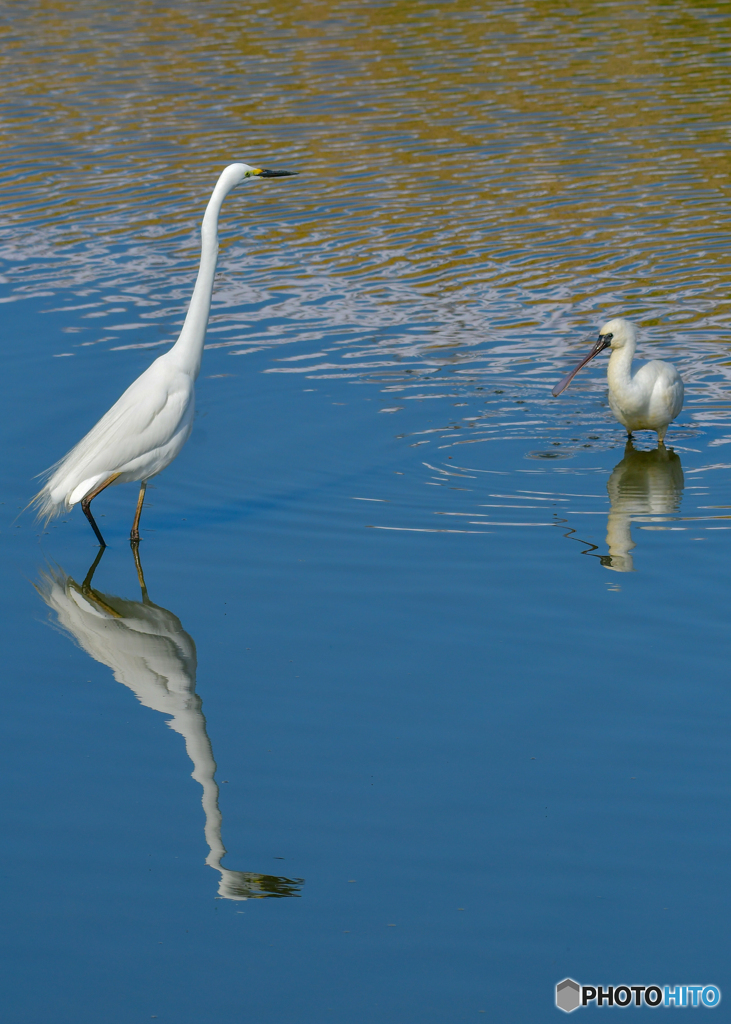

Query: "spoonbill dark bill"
<box><xmin>552</xmin><ymin>318</ymin><xmax>684</xmax><ymax>442</ymax></box>
<box><xmin>32</xmin><ymin>162</ymin><xmax>297</xmax><ymax>547</ymax></box>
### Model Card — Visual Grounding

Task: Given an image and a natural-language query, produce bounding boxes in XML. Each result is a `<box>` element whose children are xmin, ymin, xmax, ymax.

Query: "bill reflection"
<box><xmin>601</xmin><ymin>441</ymin><xmax>684</xmax><ymax>573</ymax></box>
<box><xmin>34</xmin><ymin>548</ymin><xmax>303</xmax><ymax>901</ymax></box>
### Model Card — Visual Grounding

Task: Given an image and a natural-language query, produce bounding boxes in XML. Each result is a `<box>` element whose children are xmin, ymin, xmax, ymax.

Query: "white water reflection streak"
<box><xmin>35</xmin><ymin>548</ymin><xmax>303</xmax><ymax>901</ymax></box>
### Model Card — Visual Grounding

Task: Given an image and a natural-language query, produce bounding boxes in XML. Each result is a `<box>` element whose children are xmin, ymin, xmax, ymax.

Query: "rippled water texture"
<box><xmin>2</xmin><ymin>2</ymin><xmax>731</xmax><ymax>1021</ymax></box>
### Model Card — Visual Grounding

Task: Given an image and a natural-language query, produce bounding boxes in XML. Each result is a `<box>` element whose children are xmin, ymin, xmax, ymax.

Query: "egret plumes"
<box><xmin>32</xmin><ymin>162</ymin><xmax>296</xmax><ymax>547</ymax></box>
<box><xmin>552</xmin><ymin>317</ymin><xmax>684</xmax><ymax>442</ymax></box>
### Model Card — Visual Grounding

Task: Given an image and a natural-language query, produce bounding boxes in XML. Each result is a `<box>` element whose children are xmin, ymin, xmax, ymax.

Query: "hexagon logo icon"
<box><xmin>556</xmin><ymin>978</ymin><xmax>581</xmax><ymax>1013</ymax></box>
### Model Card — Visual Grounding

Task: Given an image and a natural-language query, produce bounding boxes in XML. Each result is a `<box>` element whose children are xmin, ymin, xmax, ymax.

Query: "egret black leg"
<box><xmin>81</xmin><ymin>501</ymin><xmax>106</xmax><ymax>547</ymax></box>
<box><xmin>130</xmin><ymin>481</ymin><xmax>147</xmax><ymax>542</ymax></box>
<box><xmin>80</xmin><ymin>473</ymin><xmax>120</xmax><ymax>548</ymax></box>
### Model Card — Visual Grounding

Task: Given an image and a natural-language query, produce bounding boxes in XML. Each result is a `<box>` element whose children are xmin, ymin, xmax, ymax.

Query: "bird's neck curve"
<box><xmin>168</xmin><ymin>171</ymin><xmax>239</xmax><ymax>379</ymax></box>
<box><xmin>607</xmin><ymin>338</ymin><xmax>636</xmax><ymax>388</ymax></box>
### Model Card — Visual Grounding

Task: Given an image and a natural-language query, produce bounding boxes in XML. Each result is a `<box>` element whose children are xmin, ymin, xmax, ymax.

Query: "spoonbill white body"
<box><xmin>552</xmin><ymin>317</ymin><xmax>684</xmax><ymax>442</ymax></box>
<box><xmin>32</xmin><ymin>162</ymin><xmax>296</xmax><ymax>547</ymax></box>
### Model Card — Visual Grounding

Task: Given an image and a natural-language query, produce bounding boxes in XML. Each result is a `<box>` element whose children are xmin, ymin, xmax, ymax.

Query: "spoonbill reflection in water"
<box><xmin>32</xmin><ymin>162</ymin><xmax>297</xmax><ymax>547</ymax></box>
<box><xmin>553</xmin><ymin>318</ymin><xmax>684</xmax><ymax>442</ymax></box>
<box><xmin>35</xmin><ymin>548</ymin><xmax>303</xmax><ymax>900</ymax></box>
<box><xmin>601</xmin><ymin>440</ymin><xmax>684</xmax><ymax>572</ymax></box>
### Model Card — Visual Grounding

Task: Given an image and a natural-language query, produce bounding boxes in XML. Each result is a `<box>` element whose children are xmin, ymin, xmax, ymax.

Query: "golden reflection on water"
<box><xmin>3</xmin><ymin>0</ymin><xmax>731</xmax><ymax>293</ymax></box>
<box><xmin>3</xmin><ymin>2</ymin><xmax>731</xmax><ymax>465</ymax></box>
<box><xmin>34</xmin><ymin>548</ymin><xmax>303</xmax><ymax>900</ymax></box>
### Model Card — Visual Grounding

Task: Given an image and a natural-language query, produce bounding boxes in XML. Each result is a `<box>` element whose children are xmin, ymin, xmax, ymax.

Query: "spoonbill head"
<box><xmin>552</xmin><ymin>317</ymin><xmax>684</xmax><ymax>442</ymax></box>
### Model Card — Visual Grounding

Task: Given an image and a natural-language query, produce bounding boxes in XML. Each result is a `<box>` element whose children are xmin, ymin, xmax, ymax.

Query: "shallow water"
<box><xmin>2</xmin><ymin>1</ymin><xmax>731</xmax><ymax>1020</ymax></box>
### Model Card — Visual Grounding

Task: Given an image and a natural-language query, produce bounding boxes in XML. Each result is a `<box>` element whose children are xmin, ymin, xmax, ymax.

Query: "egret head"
<box><xmin>222</xmin><ymin>162</ymin><xmax>297</xmax><ymax>189</ymax></box>
<box><xmin>598</xmin><ymin>317</ymin><xmax>637</xmax><ymax>350</ymax></box>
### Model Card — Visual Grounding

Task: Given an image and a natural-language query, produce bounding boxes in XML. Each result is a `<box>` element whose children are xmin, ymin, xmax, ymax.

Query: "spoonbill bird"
<box><xmin>552</xmin><ymin>318</ymin><xmax>684</xmax><ymax>442</ymax></box>
<box><xmin>32</xmin><ymin>162</ymin><xmax>296</xmax><ymax>547</ymax></box>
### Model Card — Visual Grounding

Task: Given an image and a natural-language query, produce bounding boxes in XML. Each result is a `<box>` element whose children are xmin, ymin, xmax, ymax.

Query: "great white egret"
<box><xmin>552</xmin><ymin>317</ymin><xmax>684</xmax><ymax>442</ymax></box>
<box><xmin>33</xmin><ymin>162</ymin><xmax>296</xmax><ymax>547</ymax></box>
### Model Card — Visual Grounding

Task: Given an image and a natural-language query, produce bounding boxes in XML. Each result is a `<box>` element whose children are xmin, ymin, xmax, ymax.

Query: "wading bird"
<box><xmin>33</xmin><ymin>162</ymin><xmax>296</xmax><ymax>547</ymax></box>
<box><xmin>552</xmin><ymin>318</ymin><xmax>684</xmax><ymax>442</ymax></box>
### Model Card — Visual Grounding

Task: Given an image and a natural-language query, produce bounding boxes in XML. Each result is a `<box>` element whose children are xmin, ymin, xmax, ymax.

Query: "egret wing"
<box><xmin>37</xmin><ymin>356</ymin><xmax>194</xmax><ymax>516</ymax></box>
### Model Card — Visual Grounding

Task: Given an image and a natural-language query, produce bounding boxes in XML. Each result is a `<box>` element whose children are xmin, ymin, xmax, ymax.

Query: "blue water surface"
<box><xmin>1</xmin><ymin>2</ymin><xmax>731</xmax><ymax>1021</ymax></box>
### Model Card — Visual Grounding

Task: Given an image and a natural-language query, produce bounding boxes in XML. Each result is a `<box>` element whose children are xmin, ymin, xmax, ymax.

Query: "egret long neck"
<box><xmin>168</xmin><ymin>174</ymin><xmax>235</xmax><ymax>379</ymax></box>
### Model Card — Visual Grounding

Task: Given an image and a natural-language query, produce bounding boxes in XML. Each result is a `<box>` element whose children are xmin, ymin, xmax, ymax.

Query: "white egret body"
<box><xmin>552</xmin><ymin>318</ymin><xmax>684</xmax><ymax>442</ymax></box>
<box><xmin>33</xmin><ymin>162</ymin><xmax>295</xmax><ymax>546</ymax></box>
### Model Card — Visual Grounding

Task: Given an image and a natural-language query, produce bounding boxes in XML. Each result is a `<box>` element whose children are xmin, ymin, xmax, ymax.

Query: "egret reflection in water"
<box><xmin>601</xmin><ymin>441</ymin><xmax>685</xmax><ymax>573</ymax></box>
<box><xmin>34</xmin><ymin>548</ymin><xmax>303</xmax><ymax>901</ymax></box>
